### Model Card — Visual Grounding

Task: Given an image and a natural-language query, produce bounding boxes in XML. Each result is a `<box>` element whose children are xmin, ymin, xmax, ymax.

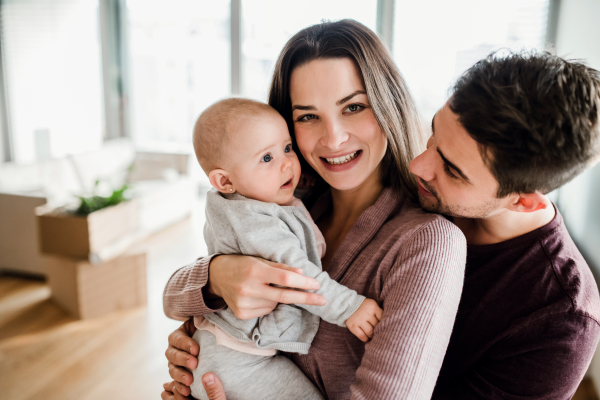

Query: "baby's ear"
<box><xmin>209</xmin><ymin>169</ymin><xmax>235</xmax><ymax>194</ymax></box>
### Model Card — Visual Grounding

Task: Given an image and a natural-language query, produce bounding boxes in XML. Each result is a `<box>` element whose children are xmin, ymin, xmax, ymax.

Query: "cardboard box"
<box><xmin>36</xmin><ymin>200</ymin><xmax>138</xmax><ymax>260</ymax></box>
<box><xmin>46</xmin><ymin>253</ymin><xmax>147</xmax><ymax>319</ymax></box>
<box><xmin>0</xmin><ymin>192</ymin><xmax>48</xmax><ymax>276</ymax></box>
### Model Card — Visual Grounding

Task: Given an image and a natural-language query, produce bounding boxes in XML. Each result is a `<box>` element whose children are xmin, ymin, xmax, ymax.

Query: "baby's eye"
<box><xmin>284</xmin><ymin>144</ymin><xmax>291</xmax><ymax>153</ymax></box>
<box><xmin>261</xmin><ymin>154</ymin><xmax>272</xmax><ymax>163</ymax></box>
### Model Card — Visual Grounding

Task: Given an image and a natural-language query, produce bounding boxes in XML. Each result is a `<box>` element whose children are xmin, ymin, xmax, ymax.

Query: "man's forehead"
<box><xmin>433</xmin><ymin>105</ymin><xmax>492</xmax><ymax>182</ymax></box>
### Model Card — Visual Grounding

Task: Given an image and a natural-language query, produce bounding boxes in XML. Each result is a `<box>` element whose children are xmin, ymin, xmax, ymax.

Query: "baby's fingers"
<box><xmin>348</xmin><ymin>324</ymin><xmax>368</xmax><ymax>342</ymax></box>
<box><xmin>375</xmin><ymin>305</ymin><xmax>383</xmax><ymax>321</ymax></box>
<box><xmin>367</xmin><ymin>311</ymin><xmax>381</xmax><ymax>329</ymax></box>
<box><xmin>361</xmin><ymin>322</ymin><xmax>374</xmax><ymax>340</ymax></box>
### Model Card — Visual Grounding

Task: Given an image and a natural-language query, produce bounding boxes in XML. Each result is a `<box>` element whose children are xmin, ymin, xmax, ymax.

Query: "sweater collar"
<box><xmin>310</xmin><ymin>186</ymin><xmax>406</xmax><ymax>280</ymax></box>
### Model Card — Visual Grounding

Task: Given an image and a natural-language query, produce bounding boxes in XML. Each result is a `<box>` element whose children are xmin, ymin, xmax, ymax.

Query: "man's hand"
<box><xmin>162</xmin><ymin>319</ymin><xmax>199</xmax><ymax>400</ymax></box>
<box><xmin>345</xmin><ymin>299</ymin><xmax>383</xmax><ymax>342</ymax></box>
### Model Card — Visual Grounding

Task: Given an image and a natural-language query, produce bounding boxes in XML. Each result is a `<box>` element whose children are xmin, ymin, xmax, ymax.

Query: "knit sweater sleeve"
<box><xmin>351</xmin><ymin>218</ymin><xmax>467</xmax><ymax>400</ymax></box>
<box><xmin>162</xmin><ymin>254</ymin><xmax>226</xmax><ymax>321</ymax></box>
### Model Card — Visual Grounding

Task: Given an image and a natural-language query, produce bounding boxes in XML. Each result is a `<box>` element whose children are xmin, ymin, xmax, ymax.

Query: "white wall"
<box><xmin>0</xmin><ymin>113</ymin><xmax>5</xmax><ymax>162</ymax></box>
<box><xmin>553</xmin><ymin>0</ymin><xmax>600</xmax><ymax>383</ymax></box>
<box><xmin>554</xmin><ymin>0</ymin><xmax>600</xmax><ymax>272</ymax></box>
<box><xmin>555</xmin><ymin>0</ymin><xmax>600</xmax><ymax>68</ymax></box>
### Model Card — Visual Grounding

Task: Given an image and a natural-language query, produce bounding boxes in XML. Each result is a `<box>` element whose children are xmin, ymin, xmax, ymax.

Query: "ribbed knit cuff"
<box><xmin>339</xmin><ymin>295</ymin><xmax>367</xmax><ymax>327</ymax></box>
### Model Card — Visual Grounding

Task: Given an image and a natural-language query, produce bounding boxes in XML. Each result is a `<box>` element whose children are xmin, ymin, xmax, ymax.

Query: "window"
<box><xmin>0</xmin><ymin>0</ymin><xmax>552</xmax><ymax>153</ymax></box>
<box><xmin>393</xmin><ymin>0</ymin><xmax>549</xmax><ymax>122</ymax></box>
<box><xmin>241</xmin><ymin>0</ymin><xmax>377</xmax><ymax>101</ymax></box>
<box><xmin>126</xmin><ymin>0</ymin><xmax>230</xmax><ymax>148</ymax></box>
<box><xmin>125</xmin><ymin>0</ymin><xmax>377</xmax><ymax>146</ymax></box>
<box><xmin>1</xmin><ymin>0</ymin><xmax>104</xmax><ymax>162</ymax></box>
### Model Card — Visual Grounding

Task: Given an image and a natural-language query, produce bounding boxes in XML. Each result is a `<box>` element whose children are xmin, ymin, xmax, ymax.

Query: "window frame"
<box><xmin>0</xmin><ymin>4</ymin><xmax>13</xmax><ymax>162</ymax></box>
<box><xmin>0</xmin><ymin>0</ymin><xmax>561</xmax><ymax>162</ymax></box>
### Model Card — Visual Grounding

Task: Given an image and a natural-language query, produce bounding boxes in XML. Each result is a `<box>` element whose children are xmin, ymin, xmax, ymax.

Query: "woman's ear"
<box><xmin>208</xmin><ymin>169</ymin><xmax>235</xmax><ymax>194</ymax></box>
<box><xmin>508</xmin><ymin>192</ymin><xmax>548</xmax><ymax>213</ymax></box>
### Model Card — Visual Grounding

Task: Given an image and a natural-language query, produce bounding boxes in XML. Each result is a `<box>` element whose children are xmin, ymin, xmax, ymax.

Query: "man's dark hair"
<box><xmin>449</xmin><ymin>51</ymin><xmax>600</xmax><ymax>197</ymax></box>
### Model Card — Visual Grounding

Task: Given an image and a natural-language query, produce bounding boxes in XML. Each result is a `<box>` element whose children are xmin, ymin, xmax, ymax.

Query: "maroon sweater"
<box><xmin>432</xmin><ymin>208</ymin><xmax>600</xmax><ymax>399</ymax></box>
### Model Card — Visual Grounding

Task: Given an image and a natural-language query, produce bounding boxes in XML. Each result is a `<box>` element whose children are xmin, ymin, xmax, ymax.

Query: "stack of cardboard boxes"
<box><xmin>36</xmin><ymin>200</ymin><xmax>147</xmax><ymax>319</ymax></box>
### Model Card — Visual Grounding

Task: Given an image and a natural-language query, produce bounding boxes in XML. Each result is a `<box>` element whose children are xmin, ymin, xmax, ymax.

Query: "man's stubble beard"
<box><xmin>417</xmin><ymin>181</ymin><xmax>501</xmax><ymax>219</ymax></box>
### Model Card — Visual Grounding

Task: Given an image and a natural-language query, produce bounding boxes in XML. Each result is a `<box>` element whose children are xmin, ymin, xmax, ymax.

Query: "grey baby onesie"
<box><xmin>190</xmin><ymin>189</ymin><xmax>365</xmax><ymax>400</ymax></box>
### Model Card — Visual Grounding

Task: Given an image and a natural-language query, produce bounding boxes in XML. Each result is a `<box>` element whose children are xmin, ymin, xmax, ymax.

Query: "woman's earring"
<box><xmin>230</xmin><ymin>188</ymin><xmax>233</xmax><ymax>192</ymax></box>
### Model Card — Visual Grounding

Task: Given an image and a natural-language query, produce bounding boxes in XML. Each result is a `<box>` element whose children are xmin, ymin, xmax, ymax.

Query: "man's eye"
<box><xmin>284</xmin><ymin>144</ymin><xmax>291</xmax><ymax>153</ymax></box>
<box><xmin>261</xmin><ymin>154</ymin><xmax>272</xmax><ymax>162</ymax></box>
<box><xmin>443</xmin><ymin>163</ymin><xmax>458</xmax><ymax>180</ymax></box>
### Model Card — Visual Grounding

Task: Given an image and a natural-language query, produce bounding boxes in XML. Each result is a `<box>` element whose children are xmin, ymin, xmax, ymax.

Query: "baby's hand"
<box><xmin>345</xmin><ymin>298</ymin><xmax>383</xmax><ymax>342</ymax></box>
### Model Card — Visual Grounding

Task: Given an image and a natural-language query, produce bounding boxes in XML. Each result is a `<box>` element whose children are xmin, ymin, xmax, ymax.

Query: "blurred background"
<box><xmin>0</xmin><ymin>0</ymin><xmax>599</xmax><ymax>399</ymax></box>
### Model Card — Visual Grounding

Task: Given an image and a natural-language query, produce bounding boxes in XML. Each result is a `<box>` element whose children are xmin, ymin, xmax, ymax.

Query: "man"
<box><xmin>163</xmin><ymin>51</ymin><xmax>600</xmax><ymax>399</ymax></box>
<box><xmin>410</xmin><ymin>51</ymin><xmax>600</xmax><ymax>399</ymax></box>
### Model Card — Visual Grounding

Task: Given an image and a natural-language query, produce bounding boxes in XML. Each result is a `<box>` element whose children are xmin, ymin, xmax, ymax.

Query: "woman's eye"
<box><xmin>298</xmin><ymin>114</ymin><xmax>316</xmax><ymax>122</ymax></box>
<box><xmin>345</xmin><ymin>104</ymin><xmax>364</xmax><ymax>113</ymax></box>
<box><xmin>261</xmin><ymin>154</ymin><xmax>272</xmax><ymax>163</ymax></box>
<box><xmin>284</xmin><ymin>144</ymin><xmax>291</xmax><ymax>153</ymax></box>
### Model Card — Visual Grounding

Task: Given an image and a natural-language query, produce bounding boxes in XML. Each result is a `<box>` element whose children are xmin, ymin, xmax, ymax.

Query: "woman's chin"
<box><xmin>318</xmin><ymin>165</ymin><xmax>383</xmax><ymax>193</ymax></box>
<box><xmin>321</xmin><ymin>174</ymin><xmax>371</xmax><ymax>192</ymax></box>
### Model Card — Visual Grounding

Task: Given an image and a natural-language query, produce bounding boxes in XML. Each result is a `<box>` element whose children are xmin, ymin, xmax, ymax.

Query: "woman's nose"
<box><xmin>409</xmin><ymin>148</ymin><xmax>436</xmax><ymax>182</ymax></box>
<box><xmin>320</xmin><ymin>118</ymin><xmax>348</xmax><ymax>149</ymax></box>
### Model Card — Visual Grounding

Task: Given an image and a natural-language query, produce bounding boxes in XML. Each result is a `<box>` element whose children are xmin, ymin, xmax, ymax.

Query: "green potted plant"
<box><xmin>36</xmin><ymin>181</ymin><xmax>138</xmax><ymax>260</ymax></box>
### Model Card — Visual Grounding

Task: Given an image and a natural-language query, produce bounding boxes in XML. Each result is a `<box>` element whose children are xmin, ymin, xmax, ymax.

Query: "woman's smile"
<box><xmin>322</xmin><ymin>150</ymin><xmax>361</xmax><ymax>165</ymax></box>
<box><xmin>320</xmin><ymin>150</ymin><xmax>362</xmax><ymax>171</ymax></box>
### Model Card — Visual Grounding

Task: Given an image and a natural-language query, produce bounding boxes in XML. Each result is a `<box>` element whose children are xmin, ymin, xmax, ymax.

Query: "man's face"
<box><xmin>409</xmin><ymin>103</ymin><xmax>509</xmax><ymax>218</ymax></box>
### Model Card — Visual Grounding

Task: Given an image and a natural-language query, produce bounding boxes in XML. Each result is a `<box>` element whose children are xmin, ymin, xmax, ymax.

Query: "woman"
<box><xmin>162</xmin><ymin>19</ymin><xmax>466</xmax><ymax>399</ymax></box>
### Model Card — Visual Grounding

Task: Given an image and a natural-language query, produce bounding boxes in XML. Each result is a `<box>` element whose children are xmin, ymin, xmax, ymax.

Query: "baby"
<box><xmin>190</xmin><ymin>98</ymin><xmax>383</xmax><ymax>400</ymax></box>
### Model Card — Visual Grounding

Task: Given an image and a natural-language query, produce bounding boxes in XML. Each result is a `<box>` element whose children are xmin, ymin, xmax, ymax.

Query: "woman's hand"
<box><xmin>207</xmin><ymin>255</ymin><xmax>326</xmax><ymax>320</ymax></box>
<box><xmin>162</xmin><ymin>373</ymin><xmax>227</xmax><ymax>400</ymax></box>
<box><xmin>162</xmin><ymin>256</ymin><xmax>325</xmax><ymax>399</ymax></box>
<box><xmin>162</xmin><ymin>319</ymin><xmax>199</xmax><ymax>399</ymax></box>
<box><xmin>162</xmin><ymin>320</ymin><xmax>228</xmax><ymax>400</ymax></box>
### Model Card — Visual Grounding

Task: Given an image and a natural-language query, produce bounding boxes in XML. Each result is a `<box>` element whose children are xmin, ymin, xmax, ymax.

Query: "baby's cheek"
<box><xmin>293</xmin><ymin>158</ymin><xmax>302</xmax><ymax>175</ymax></box>
<box><xmin>294</xmin><ymin>131</ymin><xmax>313</xmax><ymax>158</ymax></box>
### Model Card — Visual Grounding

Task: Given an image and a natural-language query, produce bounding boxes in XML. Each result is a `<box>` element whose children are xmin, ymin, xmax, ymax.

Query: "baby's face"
<box><xmin>227</xmin><ymin>112</ymin><xmax>301</xmax><ymax>205</ymax></box>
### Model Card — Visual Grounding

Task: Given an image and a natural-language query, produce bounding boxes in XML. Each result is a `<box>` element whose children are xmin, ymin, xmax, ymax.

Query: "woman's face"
<box><xmin>289</xmin><ymin>58</ymin><xmax>388</xmax><ymax>192</ymax></box>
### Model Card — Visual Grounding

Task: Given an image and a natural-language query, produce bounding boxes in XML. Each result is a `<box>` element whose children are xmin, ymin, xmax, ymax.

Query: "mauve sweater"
<box><xmin>163</xmin><ymin>187</ymin><xmax>467</xmax><ymax>399</ymax></box>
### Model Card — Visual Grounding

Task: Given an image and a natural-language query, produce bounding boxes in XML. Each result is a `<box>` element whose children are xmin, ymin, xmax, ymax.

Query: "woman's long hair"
<box><xmin>268</xmin><ymin>19</ymin><xmax>424</xmax><ymax>202</ymax></box>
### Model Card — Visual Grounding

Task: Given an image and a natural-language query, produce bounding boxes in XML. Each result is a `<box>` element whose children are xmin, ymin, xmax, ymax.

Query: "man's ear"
<box><xmin>208</xmin><ymin>169</ymin><xmax>235</xmax><ymax>194</ymax></box>
<box><xmin>508</xmin><ymin>192</ymin><xmax>548</xmax><ymax>213</ymax></box>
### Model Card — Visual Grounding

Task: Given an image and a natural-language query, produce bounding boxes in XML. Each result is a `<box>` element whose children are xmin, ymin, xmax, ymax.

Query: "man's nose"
<box><xmin>320</xmin><ymin>118</ymin><xmax>348</xmax><ymax>149</ymax></box>
<box><xmin>409</xmin><ymin>149</ymin><xmax>436</xmax><ymax>182</ymax></box>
